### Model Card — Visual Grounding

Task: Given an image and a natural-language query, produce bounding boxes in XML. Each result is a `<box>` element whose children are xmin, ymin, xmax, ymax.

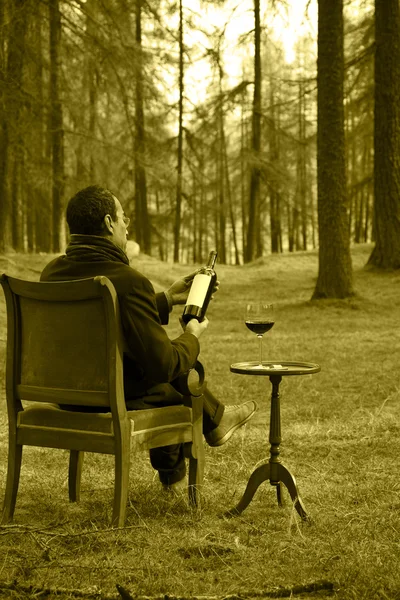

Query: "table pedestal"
<box><xmin>225</xmin><ymin>361</ymin><xmax>320</xmax><ymax>520</ymax></box>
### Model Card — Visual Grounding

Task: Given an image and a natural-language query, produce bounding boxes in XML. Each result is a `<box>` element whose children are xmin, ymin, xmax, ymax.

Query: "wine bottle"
<box><xmin>182</xmin><ymin>251</ymin><xmax>218</xmax><ymax>323</ymax></box>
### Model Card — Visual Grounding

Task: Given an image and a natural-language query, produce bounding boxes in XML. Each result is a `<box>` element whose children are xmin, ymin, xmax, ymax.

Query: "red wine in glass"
<box><xmin>245</xmin><ymin>303</ymin><xmax>274</xmax><ymax>368</ymax></box>
<box><xmin>245</xmin><ymin>321</ymin><xmax>274</xmax><ymax>335</ymax></box>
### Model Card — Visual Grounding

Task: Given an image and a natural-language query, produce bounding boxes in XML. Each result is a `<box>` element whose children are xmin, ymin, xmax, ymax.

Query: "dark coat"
<box><xmin>41</xmin><ymin>248</ymin><xmax>200</xmax><ymax>400</ymax></box>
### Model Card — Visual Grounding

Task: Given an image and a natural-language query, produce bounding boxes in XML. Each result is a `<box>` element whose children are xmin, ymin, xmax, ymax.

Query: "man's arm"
<box><xmin>155</xmin><ymin>292</ymin><xmax>170</xmax><ymax>325</ymax></box>
<box><xmin>155</xmin><ymin>272</ymin><xmax>198</xmax><ymax>325</ymax></box>
<box><xmin>120</xmin><ymin>276</ymin><xmax>202</xmax><ymax>386</ymax></box>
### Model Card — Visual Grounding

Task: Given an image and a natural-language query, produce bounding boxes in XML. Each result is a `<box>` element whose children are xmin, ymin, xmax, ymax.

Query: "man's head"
<box><xmin>66</xmin><ymin>185</ymin><xmax>129</xmax><ymax>251</ymax></box>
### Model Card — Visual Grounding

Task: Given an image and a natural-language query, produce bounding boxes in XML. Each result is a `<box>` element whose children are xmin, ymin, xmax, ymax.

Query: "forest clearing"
<box><xmin>1</xmin><ymin>1</ymin><xmax>400</xmax><ymax>597</ymax></box>
<box><xmin>0</xmin><ymin>244</ymin><xmax>399</xmax><ymax>600</ymax></box>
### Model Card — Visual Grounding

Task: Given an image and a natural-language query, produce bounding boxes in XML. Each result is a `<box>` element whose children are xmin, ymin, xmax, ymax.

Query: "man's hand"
<box><xmin>166</xmin><ymin>271</ymin><xmax>220</xmax><ymax>307</ymax></box>
<box><xmin>184</xmin><ymin>316</ymin><xmax>209</xmax><ymax>340</ymax></box>
<box><xmin>166</xmin><ymin>271</ymin><xmax>198</xmax><ymax>306</ymax></box>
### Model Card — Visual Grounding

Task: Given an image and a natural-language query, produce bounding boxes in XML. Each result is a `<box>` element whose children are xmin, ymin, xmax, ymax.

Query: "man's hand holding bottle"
<box><xmin>166</xmin><ymin>270</ymin><xmax>219</xmax><ymax>306</ymax></box>
<box><xmin>166</xmin><ymin>251</ymin><xmax>218</xmax><ymax>339</ymax></box>
<box><xmin>184</xmin><ymin>316</ymin><xmax>209</xmax><ymax>339</ymax></box>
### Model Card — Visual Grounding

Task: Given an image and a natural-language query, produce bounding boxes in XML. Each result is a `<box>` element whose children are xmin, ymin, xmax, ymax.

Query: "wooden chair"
<box><xmin>0</xmin><ymin>274</ymin><xmax>205</xmax><ymax>527</ymax></box>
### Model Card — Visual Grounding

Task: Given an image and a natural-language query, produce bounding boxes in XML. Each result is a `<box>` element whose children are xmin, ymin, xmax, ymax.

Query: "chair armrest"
<box><xmin>172</xmin><ymin>361</ymin><xmax>205</xmax><ymax>397</ymax></box>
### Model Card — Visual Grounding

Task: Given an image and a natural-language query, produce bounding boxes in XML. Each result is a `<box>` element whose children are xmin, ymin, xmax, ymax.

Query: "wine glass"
<box><xmin>245</xmin><ymin>303</ymin><xmax>275</xmax><ymax>368</ymax></box>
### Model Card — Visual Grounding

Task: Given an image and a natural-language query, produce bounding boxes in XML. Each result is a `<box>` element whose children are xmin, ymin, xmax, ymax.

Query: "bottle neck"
<box><xmin>206</xmin><ymin>251</ymin><xmax>217</xmax><ymax>269</ymax></box>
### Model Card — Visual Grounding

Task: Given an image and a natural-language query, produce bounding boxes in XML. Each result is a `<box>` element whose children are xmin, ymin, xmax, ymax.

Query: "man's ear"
<box><xmin>104</xmin><ymin>214</ymin><xmax>113</xmax><ymax>234</ymax></box>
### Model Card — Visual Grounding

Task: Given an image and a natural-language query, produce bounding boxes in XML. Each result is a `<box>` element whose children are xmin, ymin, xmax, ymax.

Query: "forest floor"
<box><xmin>0</xmin><ymin>244</ymin><xmax>399</xmax><ymax>600</ymax></box>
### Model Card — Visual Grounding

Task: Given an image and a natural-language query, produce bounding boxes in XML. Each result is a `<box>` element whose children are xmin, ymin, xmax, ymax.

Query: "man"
<box><xmin>41</xmin><ymin>185</ymin><xmax>257</xmax><ymax>492</ymax></box>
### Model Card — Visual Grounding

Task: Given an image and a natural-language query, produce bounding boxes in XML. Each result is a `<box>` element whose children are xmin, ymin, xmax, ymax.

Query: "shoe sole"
<box><xmin>207</xmin><ymin>404</ymin><xmax>257</xmax><ymax>447</ymax></box>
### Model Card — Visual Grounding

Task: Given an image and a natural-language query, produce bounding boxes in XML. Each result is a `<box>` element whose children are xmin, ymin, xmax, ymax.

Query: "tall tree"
<box><xmin>269</xmin><ymin>86</ymin><xmax>283</xmax><ymax>254</ymax></box>
<box><xmin>312</xmin><ymin>0</ymin><xmax>353</xmax><ymax>299</ymax></box>
<box><xmin>49</xmin><ymin>0</ymin><xmax>64</xmax><ymax>252</ymax></box>
<box><xmin>297</xmin><ymin>80</ymin><xmax>308</xmax><ymax>250</ymax></box>
<box><xmin>10</xmin><ymin>0</ymin><xmax>28</xmax><ymax>252</ymax></box>
<box><xmin>211</xmin><ymin>39</ymin><xmax>227</xmax><ymax>264</ymax></box>
<box><xmin>30</xmin><ymin>1</ymin><xmax>52</xmax><ymax>253</ymax></box>
<box><xmin>244</xmin><ymin>0</ymin><xmax>261</xmax><ymax>263</ymax></box>
<box><xmin>368</xmin><ymin>0</ymin><xmax>400</xmax><ymax>268</ymax></box>
<box><xmin>0</xmin><ymin>0</ymin><xmax>28</xmax><ymax>252</ymax></box>
<box><xmin>0</xmin><ymin>0</ymin><xmax>6</xmax><ymax>251</ymax></box>
<box><xmin>173</xmin><ymin>0</ymin><xmax>184</xmax><ymax>262</ymax></box>
<box><xmin>85</xmin><ymin>0</ymin><xmax>98</xmax><ymax>183</ymax></box>
<box><xmin>134</xmin><ymin>0</ymin><xmax>151</xmax><ymax>254</ymax></box>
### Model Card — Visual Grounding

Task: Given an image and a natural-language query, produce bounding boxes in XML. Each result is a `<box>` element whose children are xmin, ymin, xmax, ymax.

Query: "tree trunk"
<box><xmin>269</xmin><ymin>87</ymin><xmax>282</xmax><ymax>254</ymax></box>
<box><xmin>10</xmin><ymin>5</ymin><xmax>26</xmax><ymax>254</ymax></box>
<box><xmin>368</xmin><ymin>0</ymin><xmax>400</xmax><ymax>268</ymax></box>
<box><xmin>312</xmin><ymin>0</ymin><xmax>353</xmax><ymax>299</ymax></box>
<box><xmin>49</xmin><ymin>0</ymin><xmax>64</xmax><ymax>253</ymax></box>
<box><xmin>216</xmin><ymin>121</ymin><xmax>225</xmax><ymax>262</ymax></box>
<box><xmin>298</xmin><ymin>81</ymin><xmax>308</xmax><ymax>250</ymax></box>
<box><xmin>32</xmin><ymin>0</ymin><xmax>52</xmax><ymax>252</ymax></box>
<box><xmin>347</xmin><ymin>100</ymin><xmax>356</xmax><ymax>242</ymax></box>
<box><xmin>244</xmin><ymin>0</ymin><xmax>261</xmax><ymax>263</ymax></box>
<box><xmin>11</xmin><ymin>155</ymin><xmax>24</xmax><ymax>251</ymax></box>
<box><xmin>287</xmin><ymin>199</ymin><xmax>294</xmax><ymax>252</ymax></box>
<box><xmin>134</xmin><ymin>0</ymin><xmax>151</xmax><ymax>255</ymax></box>
<box><xmin>32</xmin><ymin>4</ymin><xmax>52</xmax><ymax>252</ymax></box>
<box><xmin>224</xmin><ymin>147</ymin><xmax>240</xmax><ymax>265</ymax></box>
<box><xmin>86</xmin><ymin>0</ymin><xmax>98</xmax><ymax>183</ymax></box>
<box><xmin>173</xmin><ymin>0</ymin><xmax>184</xmax><ymax>263</ymax></box>
<box><xmin>240</xmin><ymin>87</ymin><xmax>248</xmax><ymax>261</ymax></box>
<box><xmin>310</xmin><ymin>186</ymin><xmax>317</xmax><ymax>248</ymax></box>
<box><xmin>216</xmin><ymin>56</ymin><xmax>227</xmax><ymax>263</ymax></box>
<box><xmin>214</xmin><ymin>157</ymin><xmax>219</xmax><ymax>252</ymax></box>
<box><xmin>0</xmin><ymin>0</ymin><xmax>28</xmax><ymax>252</ymax></box>
<box><xmin>0</xmin><ymin>1</ymin><xmax>10</xmax><ymax>252</ymax></box>
<box><xmin>364</xmin><ymin>146</ymin><xmax>373</xmax><ymax>242</ymax></box>
<box><xmin>191</xmin><ymin>169</ymin><xmax>197</xmax><ymax>263</ymax></box>
<box><xmin>198</xmin><ymin>157</ymin><xmax>205</xmax><ymax>262</ymax></box>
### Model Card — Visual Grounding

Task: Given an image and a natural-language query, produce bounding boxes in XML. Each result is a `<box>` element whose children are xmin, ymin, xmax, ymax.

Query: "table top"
<box><xmin>230</xmin><ymin>361</ymin><xmax>321</xmax><ymax>377</ymax></box>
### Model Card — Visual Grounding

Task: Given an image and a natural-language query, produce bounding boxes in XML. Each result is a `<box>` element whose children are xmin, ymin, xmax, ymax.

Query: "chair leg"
<box><xmin>1</xmin><ymin>442</ymin><xmax>23</xmax><ymax>525</ymax></box>
<box><xmin>68</xmin><ymin>450</ymin><xmax>84</xmax><ymax>502</ymax></box>
<box><xmin>187</xmin><ymin>394</ymin><xmax>204</xmax><ymax>508</ymax></box>
<box><xmin>111</xmin><ymin>447</ymin><xmax>130</xmax><ymax>528</ymax></box>
<box><xmin>188</xmin><ymin>451</ymin><xmax>204</xmax><ymax>508</ymax></box>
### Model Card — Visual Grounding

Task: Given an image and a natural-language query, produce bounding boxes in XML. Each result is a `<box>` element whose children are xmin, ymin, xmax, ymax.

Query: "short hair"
<box><xmin>66</xmin><ymin>185</ymin><xmax>117</xmax><ymax>235</ymax></box>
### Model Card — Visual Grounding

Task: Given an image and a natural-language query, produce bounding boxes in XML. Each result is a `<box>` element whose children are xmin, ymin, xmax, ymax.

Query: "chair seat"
<box><xmin>18</xmin><ymin>402</ymin><xmax>192</xmax><ymax>435</ymax></box>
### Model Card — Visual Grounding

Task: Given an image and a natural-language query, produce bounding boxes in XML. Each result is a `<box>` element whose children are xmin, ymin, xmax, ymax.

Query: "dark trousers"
<box><xmin>125</xmin><ymin>383</ymin><xmax>225</xmax><ymax>485</ymax></box>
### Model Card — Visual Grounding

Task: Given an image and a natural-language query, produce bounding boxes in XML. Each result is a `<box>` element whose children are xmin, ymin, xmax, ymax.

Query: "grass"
<box><xmin>0</xmin><ymin>244</ymin><xmax>399</xmax><ymax>599</ymax></box>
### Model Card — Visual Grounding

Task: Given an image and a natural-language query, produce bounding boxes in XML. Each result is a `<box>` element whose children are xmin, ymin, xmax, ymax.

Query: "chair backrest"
<box><xmin>0</xmin><ymin>275</ymin><xmax>126</xmax><ymax>421</ymax></box>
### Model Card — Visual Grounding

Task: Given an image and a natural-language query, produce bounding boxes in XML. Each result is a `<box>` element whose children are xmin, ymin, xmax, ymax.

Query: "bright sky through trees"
<box><xmin>183</xmin><ymin>0</ymin><xmax>318</xmax><ymax>104</ymax></box>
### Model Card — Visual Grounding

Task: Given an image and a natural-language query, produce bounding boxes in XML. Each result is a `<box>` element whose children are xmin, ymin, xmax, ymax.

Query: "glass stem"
<box><xmin>257</xmin><ymin>334</ymin><xmax>263</xmax><ymax>366</ymax></box>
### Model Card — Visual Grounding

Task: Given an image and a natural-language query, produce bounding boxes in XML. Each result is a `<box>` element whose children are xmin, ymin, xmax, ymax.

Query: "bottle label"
<box><xmin>186</xmin><ymin>274</ymin><xmax>210</xmax><ymax>307</ymax></box>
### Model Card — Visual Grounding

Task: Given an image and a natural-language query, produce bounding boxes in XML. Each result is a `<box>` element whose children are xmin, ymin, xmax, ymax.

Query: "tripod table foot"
<box><xmin>274</xmin><ymin>463</ymin><xmax>309</xmax><ymax>521</ymax></box>
<box><xmin>224</xmin><ymin>461</ymin><xmax>309</xmax><ymax>521</ymax></box>
<box><xmin>224</xmin><ymin>463</ymin><xmax>270</xmax><ymax>517</ymax></box>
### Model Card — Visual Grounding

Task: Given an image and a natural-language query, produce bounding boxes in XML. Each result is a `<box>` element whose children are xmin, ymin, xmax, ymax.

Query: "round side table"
<box><xmin>226</xmin><ymin>361</ymin><xmax>321</xmax><ymax>520</ymax></box>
